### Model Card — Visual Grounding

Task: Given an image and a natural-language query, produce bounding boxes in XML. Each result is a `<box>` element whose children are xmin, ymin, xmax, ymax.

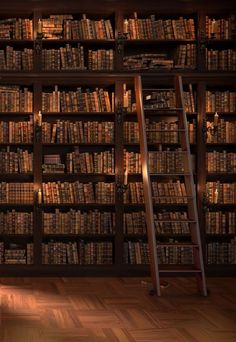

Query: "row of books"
<box><xmin>43</xmin><ymin>150</ymin><xmax>114</xmax><ymax>174</ymax></box>
<box><xmin>123</xmin><ymin>45</ymin><xmax>196</xmax><ymax>71</ymax></box>
<box><xmin>2</xmin><ymin>208</ymin><xmax>235</xmax><ymax>236</ymax></box>
<box><xmin>66</xmin><ymin>148</ymin><xmax>115</xmax><ymax>174</ymax></box>
<box><xmin>0</xmin><ymin>85</ymin><xmax>195</xmax><ymax>114</ymax></box>
<box><xmin>206</xmin><ymin>90</ymin><xmax>236</xmax><ymax>112</ymax></box>
<box><xmin>207</xmin><ymin>238</ymin><xmax>236</xmax><ymax>264</ymax></box>
<box><xmin>157</xmin><ymin>243</ymin><xmax>194</xmax><ymax>264</ymax></box>
<box><xmin>206</xmin><ymin>16</ymin><xmax>236</xmax><ymax>40</ymax></box>
<box><xmin>0</xmin><ymin>148</ymin><xmax>33</xmax><ymax>173</ymax></box>
<box><xmin>124</xmin><ymin>14</ymin><xmax>195</xmax><ymax>40</ymax></box>
<box><xmin>0</xmin><ymin>243</ymin><xmax>33</xmax><ymax>264</ymax></box>
<box><xmin>42</xmin><ymin>45</ymin><xmax>114</xmax><ymax>71</ymax></box>
<box><xmin>88</xmin><ymin>49</ymin><xmax>114</xmax><ymax>71</ymax></box>
<box><xmin>41</xmin><ymin>15</ymin><xmax>114</xmax><ymax>40</ymax></box>
<box><xmin>2</xmin><ymin>87</ymin><xmax>235</xmax><ymax>114</ymax></box>
<box><xmin>0</xmin><ymin>86</ymin><xmax>33</xmax><ymax>112</ymax></box>
<box><xmin>42</xmin><ymin>181</ymin><xmax>115</xmax><ymax>204</ymax></box>
<box><xmin>123</xmin><ymin>212</ymin><xmax>146</xmax><ymax>235</ymax></box>
<box><xmin>143</xmin><ymin>87</ymin><xmax>196</xmax><ymax>112</ymax></box>
<box><xmin>124</xmin><ymin>211</ymin><xmax>190</xmax><ymax>235</ymax></box>
<box><xmin>124</xmin><ymin>148</ymin><xmax>185</xmax><ymax>174</ymax></box>
<box><xmin>124</xmin><ymin>241</ymin><xmax>149</xmax><ymax>264</ymax></box>
<box><xmin>206</xmin><ymin>182</ymin><xmax>236</xmax><ymax>204</ymax></box>
<box><xmin>206</xmin><ymin>49</ymin><xmax>236</xmax><ymax>71</ymax></box>
<box><xmin>42</xmin><ymin>241</ymin><xmax>113</xmax><ymax>264</ymax></box>
<box><xmin>206</xmin><ymin>212</ymin><xmax>236</xmax><ymax>235</ymax></box>
<box><xmin>207</xmin><ymin>151</ymin><xmax>236</xmax><ymax>173</ymax></box>
<box><xmin>0</xmin><ymin>119</ymin><xmax>33</xmax><ymax>143</ymax></box>
<box><xmin>124</xmin><ymin>120</ymin><xmax>196</xmax><ymax>144</ymax></box>
<box><xmin>42</xmin><ymin>86</ymin><xmax>114</xmax><ymax>112</ymax></box>
<box><xmin>42</xmin><ymin>44</ymin><xmax>86</xmax><ymax>71</ymax></box>
<box><xmin>0</xmin><ymin>18</ymin><xmax>33</xmax><ymax>40</ymax></box>
<box><xmin>206</xmin><ymin>119</ymin><xmax>236</xmax><ymax>143</ymax></box>
<box><xmin>1</xmin><ymin>15</ymin><xmax>235</xmax><ymax>42</ymax></box>
<box><xmin>0</xmin><ymin>210</ymin><xmax>33</xmax><ymax>234</ymax></box>
<box><xmin>143</xmin><ymin>89</ymin><xmax>175</xmax><ymax>109</ymax></box>
<box><xmin>42</xmin><ymin>120</ymin><xmax>114</xmax><ymax>144</ymax></box>
<box><xmin>0</xmin><ymin>47</ymin><xmax>33</xmax><ymax>71</ymax></box>
<box><xmin>43</xmin><ymin>209</ymin><xmax>115</xmax><ymax>234</ymax></box>
<box><xmin>124</xmin><ymin>181</ymin><xmax>187</xmax><ymax>204</ymax></box>
<box><xmin>0</xmin><ymin>183</ymin><xmax>34</xmax><ymax>204</ymax></box>
<box><xmin>124</xmin><ymin>240</ymin><xmax>194</xmax><ymax>264</ymax></box>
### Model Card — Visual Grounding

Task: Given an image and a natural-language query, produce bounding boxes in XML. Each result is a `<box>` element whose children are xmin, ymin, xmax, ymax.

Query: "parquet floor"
<box><xmin>0</xmin><ymin>277</ymin><xmax>236</xmax><ymax>342</ymax></box>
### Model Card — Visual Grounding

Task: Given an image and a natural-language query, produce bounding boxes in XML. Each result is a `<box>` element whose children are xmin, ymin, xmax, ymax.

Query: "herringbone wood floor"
<box><xmin>0</xmin><ymin>277</ymin><xmax>236</xmax><ymax>342</ymax></box>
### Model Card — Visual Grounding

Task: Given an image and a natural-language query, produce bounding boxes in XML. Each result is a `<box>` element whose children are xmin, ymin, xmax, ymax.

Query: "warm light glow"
<box><xmin>214</xmin><ymin>111</ymin><xmax>219</xmax><ymax>126</ymax></box>
<box><xmin>123</xmin><ymin>19</ymin><xmax>128</xmax><ymax>34</ymax></box>
<box><xmin>123</xmin><ymin>83</ymin><xmax>128</xmax><ymax>108</ymax></box>
<box><xmin>38</xmin><ymin>111</ymin><xmax>42</xmax><ymax>126</ymax></box>
<box><xmin>124</xmin><ymin>169</ymin><xmax>128</xmax><ymax>185</ymax></box>
<box><xmin>214</xmin><ymin>188</ymin><xmax>218</xmax><ymax>203</ymax></box>
<box><xmin>38</xmin><ymin>19</ymin><xmax>42</xmax><ymax>34</ymax></box>
<box><xmin>38</xmin><ymin>189</ymin><xmax>42</xmax><ymax>204</ymax></box>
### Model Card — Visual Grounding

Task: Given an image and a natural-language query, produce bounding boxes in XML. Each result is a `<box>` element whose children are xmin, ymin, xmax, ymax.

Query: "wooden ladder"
<box><xmin>134</xmin><ymin>75</ymin><xmax>207</xmax><ymax>296</ymax></box>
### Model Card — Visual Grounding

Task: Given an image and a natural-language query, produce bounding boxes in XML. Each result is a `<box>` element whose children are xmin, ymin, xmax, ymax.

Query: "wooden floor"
<box><xmin>0</xmin><ymin>277</ymin><xmax>236</xmax><ymax>342</ymax></box>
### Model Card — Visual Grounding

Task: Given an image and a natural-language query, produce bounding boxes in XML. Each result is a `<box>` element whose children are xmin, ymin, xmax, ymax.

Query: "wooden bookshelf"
<box><xmin>0</xmin><ymin>0</ymin><xmax>235</xmax><ymax>275</ymax></box>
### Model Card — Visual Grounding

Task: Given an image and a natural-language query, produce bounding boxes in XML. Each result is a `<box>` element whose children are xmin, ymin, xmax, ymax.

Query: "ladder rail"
<box><xmin>135</xmin><ymin>75</ymin><xmax>161</xmax><ymax>296</ymax></box>
<box><xmin>134</xmin><ymin>74</ymin><xmax>207</xmax><ymax>296</ymax></box>
<box><xmin>175</xmin><ymin>75</ymin><xmax>207</xmax><ymax>296</ymax></box>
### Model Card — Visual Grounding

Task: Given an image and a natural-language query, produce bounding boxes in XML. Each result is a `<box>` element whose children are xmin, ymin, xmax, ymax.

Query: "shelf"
<box><xmin>159</xmin><ymin>265</ymin><xmax>201</xmax><ymax>273</ymax></box>
<box><xmin>207</xmin><ymin>173</ymin><xmax>236</xmax><ymax>180</ymax></box>
<box><xmin>124</xmin><ymin>203</ymin><xmax>189</xmax><ymax>208</ymax></box>
<box><xmin>42</xmin><ymin>143</ymin><xmax>115</xmax><ymax>146</ymax></box>
<box><xmin>0</xmin><ymin>143</ymin><xmax>33</xmax><ymax>146</ymax></box>
<box><xmin>206</xmin><ymin>234</ymin><xmax>236</xmax><ymax>239</ymax></box>
<box><xmin>42</xmin><ymin>111</ymin><xmax>115</xmax><ymax>116</ymax></box>
<box><xmin>124</xmin><ymin>39</ymin><xmax>197</xmax><ymax>45</ymax></box>
<box><xmin>42</xmin><ymin>173</ymin><xmax>115</xmax><ymax>181</ymax></box>
<box><xmin>41</xmin><ymin>203</ymin><xmax>115</xmax><ymax>208</ymax></box>
<box><xmin>206</xmin><ymin>112</ymin><xmax>236</xmax><ymax>115</ymax></box>
<box><xmin>0</xmin><ymin>39</ymin><xmax>34</xmax><ymax>46</ymax></box>
<box><xmin>123</xmin><ymin>69</ymin><xmax>197</xmax><ymax>74</ymax></box>
<box><xmin>206</xmin><ymin>143</ymin><xmax>236</xmax><ymax>146</ymax></box>
<box><xmin>124</xmin><ymin>143</ymin><xmax>186</xmax><ymax>147</ymax></box>
<box><xmin>208</xmin><ymin>203</ymin><xmax>236</xmax><ymax>208</ymax></box>
<box><xmin>157</xmin><ymin>243</ymin><xmax>198</xmax><ymax>247</ymax></box>
<box><xmin>0</xmin><ymin>2</ymin><xmax>235</xmax><ymax>278</ymax></box>
<box><xmin>124</xmin><ymin>234</ymin><xmax>191</xmax><ymax>239</ymax></box>
<box><xmin>205</xmin><ymin>39</ymin><xmax>236</xmax><ymax>45</ymax></box>
<box><xmin>0</xmin><ymin>173</ymin><xmax>33</xmax><ymax>181</ymax></box>
<box><xmin>41</xmin><ymin>39</ymin><xmax>115</xmax><ymax>45</ymax></box>
<box><xmin>0</xmin><ymin>204</ymin><xmax>34</xmax><ymax>208</ymax></box>
<box><xmin>0</xmin><ymin>112</ymin><xmax>33</xmax><ymax>116</ymax></box>
<box><xmin>43</xmin><ymin>234</ymin><xmax>114</xmax><ymax>239</ymax></box>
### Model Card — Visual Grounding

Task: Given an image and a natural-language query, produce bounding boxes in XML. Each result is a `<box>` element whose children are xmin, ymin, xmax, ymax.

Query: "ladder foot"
<box><xmin>149</xmin><ymin>289</ymin><xmax>156</xmax><ymax>296</ymax></box>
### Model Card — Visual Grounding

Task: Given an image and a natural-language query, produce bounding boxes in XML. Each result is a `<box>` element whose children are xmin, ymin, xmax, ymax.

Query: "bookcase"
<box><xmin>0</xmin><ymin>0</ymin><xmax>235</xmax><ymax>276</ymax></box>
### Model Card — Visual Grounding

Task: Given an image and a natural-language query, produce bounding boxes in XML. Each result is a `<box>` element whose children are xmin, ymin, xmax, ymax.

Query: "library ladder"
<box><xmin>134</xmin><ymin>75</ymin><xmax>207</xmax><ymax>296</ymax></box>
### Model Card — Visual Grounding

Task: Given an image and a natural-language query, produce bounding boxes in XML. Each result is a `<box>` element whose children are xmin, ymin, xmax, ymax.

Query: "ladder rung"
<box><xmin>159</xmin><ymin>268</ymin><xmax>202</xmax><ymax>273</ymax></box>
<box><xmin>146</xmin><ymin>129</ymin><xmax>185</xmax><ymax>132</ymax></box>
<box><xmin>150</xmin><ymin>173</ymin><xmax>191</xmax><ymax>176</ymax></box>
<box><xmin>157</xmin><ymin>243</ymin><xmax>199</xmax><ymax>247</ymax></box>
<box><xmin>155</xmin><ymin>220</ymin><xmax>196</xmax><ymax>223</ymax></box>
<box><xmin>144</xmin><ymin>109</ymin><xmax>184</xmax><ymax>112</ymax></box>
<box><xmin>143</xmin><ymin>88</ymin><xmax>175</xmax><ymax>91</ymax></box>
<box><xmin>153</xmin><ymin>196</ymin><xmax>193</xmax><ymax>198</ymax></box>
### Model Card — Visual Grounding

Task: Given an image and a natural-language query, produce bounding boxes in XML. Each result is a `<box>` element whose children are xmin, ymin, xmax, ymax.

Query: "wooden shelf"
<box><xmin>0</xmin><ymin>0</ymin><xmax>235</xmax><ymax>277</ymax></box>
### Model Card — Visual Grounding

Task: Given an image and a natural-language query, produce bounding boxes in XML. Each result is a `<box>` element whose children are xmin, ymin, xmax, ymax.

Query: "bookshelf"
<box><xmin>0</xmin><ymin>0</ymin><xmax>235</xmax><ymax>276</ymax></box>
